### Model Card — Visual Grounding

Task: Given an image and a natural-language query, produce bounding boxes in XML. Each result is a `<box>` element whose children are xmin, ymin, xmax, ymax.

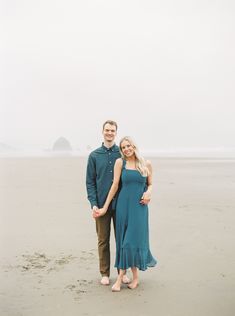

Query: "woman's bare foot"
<box><xmin>111</xmin><ymin>279</ymin><xmax>122</xmax><ymax>292</ymax></box>
<box><xmin>127</xmin><ymin>279</ymin><xmax>139</xmax><ymax>289</ymax></box>
<box><xmin>122</xmin><ymin>274</ymin><xmax>130</xmax><ymax>284</ymax></box>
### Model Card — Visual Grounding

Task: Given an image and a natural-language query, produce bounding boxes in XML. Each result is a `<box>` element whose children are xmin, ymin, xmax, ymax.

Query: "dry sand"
<box><xmin>0</xmin><ymin>157</ymin><xmax>234</xmax><ymax>316</ymax></box>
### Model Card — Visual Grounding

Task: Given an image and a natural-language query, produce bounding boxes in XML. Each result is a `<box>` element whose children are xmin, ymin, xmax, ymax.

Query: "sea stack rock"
<box><xmin>52</xmin><ymin>137</ymin><xmax>72</xmax><ymax>151</ymax></box>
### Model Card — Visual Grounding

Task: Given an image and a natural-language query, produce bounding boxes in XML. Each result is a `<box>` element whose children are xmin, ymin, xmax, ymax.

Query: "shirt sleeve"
<box><xmin>86</xmin><ymin>154</ymin><xmax>98</xmax><ymax>209</ymax></box>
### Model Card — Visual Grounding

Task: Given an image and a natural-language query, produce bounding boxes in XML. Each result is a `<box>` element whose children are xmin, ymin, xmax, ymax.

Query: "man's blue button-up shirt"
<box><xmin>86</xmin><ymin>143</ymin><xmax>121</xmax><ymax>210</ymax></box>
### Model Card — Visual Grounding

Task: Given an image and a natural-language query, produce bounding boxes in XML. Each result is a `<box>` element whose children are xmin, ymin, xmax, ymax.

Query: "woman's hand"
<box><xmin>140</xmin><ymin>191</ymin><xmax>151</xmax><ymax>205</ymax></box>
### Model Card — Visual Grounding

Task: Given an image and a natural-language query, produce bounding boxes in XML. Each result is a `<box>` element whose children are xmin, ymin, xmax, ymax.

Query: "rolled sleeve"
<box><xmin>86</xmin><ymin>154</ymin><xmax>98</xmax><ymax>208</ymax></box>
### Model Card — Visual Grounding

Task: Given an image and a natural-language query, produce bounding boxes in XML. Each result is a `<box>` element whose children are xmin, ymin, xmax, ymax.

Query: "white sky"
<box><xmin>1</xmin><ymin>0</ymin><xmax>235</xmax><ymax>152</ymax></box>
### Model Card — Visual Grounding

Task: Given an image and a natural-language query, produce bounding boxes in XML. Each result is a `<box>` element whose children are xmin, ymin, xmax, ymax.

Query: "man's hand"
<box><xmin>92</xmin><ymin>206</ymin><xmax>99</xmax><ymax>218</ymax></box>
<box><xmin>140</xmin><ymin>191</ymin><xmax>151</xmax><ymax>205</ymax></box>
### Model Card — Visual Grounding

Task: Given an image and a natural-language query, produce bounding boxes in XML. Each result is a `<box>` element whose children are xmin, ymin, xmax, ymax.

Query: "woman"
<box><xmin>95</xmin><ymin>136</ymin><xmax>157</xmax><ymax>292</ymax></box>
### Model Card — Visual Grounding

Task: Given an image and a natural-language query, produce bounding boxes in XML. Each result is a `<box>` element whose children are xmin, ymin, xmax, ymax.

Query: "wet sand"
<box><xmin>0</xmin><ymin>157</ymin><xmax>234</xmax><ymax>316</ymax></box>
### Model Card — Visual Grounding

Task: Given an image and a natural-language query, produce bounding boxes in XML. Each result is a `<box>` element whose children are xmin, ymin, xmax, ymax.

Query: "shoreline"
<box><xmin>1</xmin><ymin>154</ymin><xmax>235</xmax><ymax>160</ymax></box>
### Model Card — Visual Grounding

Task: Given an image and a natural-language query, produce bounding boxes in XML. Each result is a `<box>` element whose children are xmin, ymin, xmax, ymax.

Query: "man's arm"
<box><xmin>86</xmin><ymin>154</ymin><xmax>98</xmax><ymax>209</ymax></box>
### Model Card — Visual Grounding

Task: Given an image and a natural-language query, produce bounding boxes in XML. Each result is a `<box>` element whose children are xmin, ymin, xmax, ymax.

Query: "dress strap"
<box><xmin>122</xmin><ymin>158</ymin><xmax>126</xmax><ymax>169</ymax></box>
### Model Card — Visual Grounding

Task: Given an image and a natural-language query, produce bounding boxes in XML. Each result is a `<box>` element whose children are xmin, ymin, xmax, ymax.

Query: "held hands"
<box><xmin>92</xmin><ymin>207</ymin><xmax>107</xmax><ymax>219</ymax></box>
<box><xmin>140</xmin><ymin>191</ymin><xmax>151</xmax><ymax>205</ymax></box>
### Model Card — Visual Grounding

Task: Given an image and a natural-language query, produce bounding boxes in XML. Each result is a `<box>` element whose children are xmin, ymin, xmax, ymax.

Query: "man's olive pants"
<box><xmin>95</xmin><ymin>208</ymin><xmax>116</xmax><ymax>277</ymax></box>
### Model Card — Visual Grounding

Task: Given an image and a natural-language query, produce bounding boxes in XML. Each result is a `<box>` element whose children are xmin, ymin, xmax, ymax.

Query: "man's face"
<box><xmin>102</xmin><ymin>123</ymin><xmax>117</xmax><ymax>143</ymax></box>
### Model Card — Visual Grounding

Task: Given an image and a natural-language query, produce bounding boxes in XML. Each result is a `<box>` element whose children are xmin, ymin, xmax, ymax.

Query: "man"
<box><xmin>86</xmin><ymin>120</ymin><xmax>130</xmax><ymax>285</ymax></box>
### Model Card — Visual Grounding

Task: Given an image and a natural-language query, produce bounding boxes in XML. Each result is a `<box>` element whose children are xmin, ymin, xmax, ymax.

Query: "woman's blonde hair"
<box><xmin>119</xmin><ymin>136</ymin><xmax>149</xmax><ymax>177</ymax></box>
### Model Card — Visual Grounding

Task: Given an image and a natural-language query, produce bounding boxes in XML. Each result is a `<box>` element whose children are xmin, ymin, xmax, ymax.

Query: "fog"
<box><xmin>1</xmin><ymin>0</ymin><xmax>235</xmax><ymax>155</ymax></box>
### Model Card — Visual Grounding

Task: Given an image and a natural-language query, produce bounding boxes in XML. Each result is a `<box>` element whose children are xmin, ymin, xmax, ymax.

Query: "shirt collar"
<box><xmin>102</xmin><ymin>143</ymin><xmax>116</xmax><ymax>152</ymax></box>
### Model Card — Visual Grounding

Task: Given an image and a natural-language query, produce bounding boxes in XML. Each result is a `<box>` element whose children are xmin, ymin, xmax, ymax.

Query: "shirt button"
<box><xmin>110</xmin><ymin>170</ymin><xmax>112</xmax><ymax>173</ymax></box>
<box><xmin>109</xmin><ymin>161</ymin><xmax>112</xmax><ymax>163</ymax></box>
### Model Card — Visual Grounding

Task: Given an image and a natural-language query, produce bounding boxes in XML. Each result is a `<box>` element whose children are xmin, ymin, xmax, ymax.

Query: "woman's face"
<box><xmin>120</xmin><ymin>140</ymin><xmax>135</xmax><ymax>158</ymax></box>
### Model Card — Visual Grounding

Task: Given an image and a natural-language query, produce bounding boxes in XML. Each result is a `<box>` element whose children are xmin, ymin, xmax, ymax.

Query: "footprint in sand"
<box><xmin>80</xmin><ymin>250</ymin><xmax>96</xmax><ymax>261</ymax></box>
<box><xmin>5</xmin><ymin>252</ymin><xmax>77</xmax><ymax>274</ymax></box>
<box><xmin>6</xmin><ymin>250</ymin><xmax>96</xmax><ymax>274</ymax></box>
<box><xmin>64</xmin><ymin>281</ymin><xmax>90</xmax><ymax>301</ymax></box>
<box><xmin>64</xmin><ymin>278</ymin><xmax>94</xmax><ymax>300</ymax></box>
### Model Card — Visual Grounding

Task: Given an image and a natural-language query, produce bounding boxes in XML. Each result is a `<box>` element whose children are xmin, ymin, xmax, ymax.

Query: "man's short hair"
<box><xmin>102</xmin><ymin>120</ymin><xmax>118</xmax><ymax>131</ymax></box>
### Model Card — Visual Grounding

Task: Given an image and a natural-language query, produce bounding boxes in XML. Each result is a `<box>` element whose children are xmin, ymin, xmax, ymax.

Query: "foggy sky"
<box><xmin>1</xmin><ymin>0</ymin><xmax>235</xmax><ymax>152</ymax></box>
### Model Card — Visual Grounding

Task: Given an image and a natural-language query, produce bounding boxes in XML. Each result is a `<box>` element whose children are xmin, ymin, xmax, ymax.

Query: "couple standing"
<box><xmin>86</xmin><ymin>120</ymin><xmax>157</xmax><ymax>292</ymax></box>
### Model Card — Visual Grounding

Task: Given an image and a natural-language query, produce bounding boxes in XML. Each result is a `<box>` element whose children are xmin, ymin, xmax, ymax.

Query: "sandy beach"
<box><xmin>0</xmin><ymin>156</ymin><xmax>234</xmax><ymax>316</ymax></box>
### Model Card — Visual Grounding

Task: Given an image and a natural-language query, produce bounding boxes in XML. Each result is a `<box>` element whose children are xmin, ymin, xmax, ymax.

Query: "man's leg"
<box><xmin>96</xmin><ymin>209</ymin><xmax>112</xmax><ymax>279</ymax></box>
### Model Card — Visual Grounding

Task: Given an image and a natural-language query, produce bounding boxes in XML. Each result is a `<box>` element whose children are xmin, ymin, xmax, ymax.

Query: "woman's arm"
<box><xmin>95</xmin><ymin>158</ymin><xmax>123</xmax><ymax>217</ymax></box>
<box><xmin>140</xmin><ymin>160</ymin><xmax>153</xmax><ymax>205</ymax></box>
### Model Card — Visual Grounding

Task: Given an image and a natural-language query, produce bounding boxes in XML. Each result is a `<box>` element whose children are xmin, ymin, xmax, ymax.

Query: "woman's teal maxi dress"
<box><xmin>114</xmin><ymin>160</ymin><xmax>157</xmax><ymax>271</ymax></box>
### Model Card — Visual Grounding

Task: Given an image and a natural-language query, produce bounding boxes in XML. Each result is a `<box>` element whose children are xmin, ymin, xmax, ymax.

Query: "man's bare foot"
<box><xmin>100</xmin><ymin>276</ymin><xmax>110</xmax><ymax>285</ymax></box>
<box><xmin>122</xmin><ymin>274</ymin><xmax>131</xmax><ymax>284</ymax></box>
<box><xmin>128</xmin><ymin>279</ymin><xmax>139</xmax><ymax>289</ymax></box>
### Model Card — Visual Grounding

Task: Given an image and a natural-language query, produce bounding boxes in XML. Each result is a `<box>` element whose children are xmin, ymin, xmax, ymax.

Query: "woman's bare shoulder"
<box><xmin>115</xmin><ymin>158</ymin><xmax>123</xmax><ymax>166</ymax></box>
